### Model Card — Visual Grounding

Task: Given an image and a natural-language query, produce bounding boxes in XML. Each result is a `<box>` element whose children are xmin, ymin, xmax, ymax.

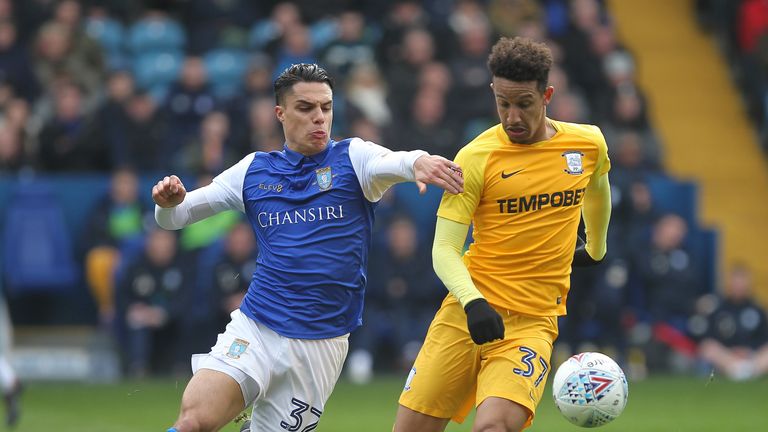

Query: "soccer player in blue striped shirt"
<box><xmin>155</xmin><ymin>63</ymin><xmax>464</xmax><ymax>432</ymax></box>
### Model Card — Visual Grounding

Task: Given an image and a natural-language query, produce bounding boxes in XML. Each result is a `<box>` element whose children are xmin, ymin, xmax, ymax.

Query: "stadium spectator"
<box><xmin>344</xmin><ymin>63</ymin><xmax>392</xmax><ymax>127</ymax></box>
<box><xmin>697</xmin><ymin>264</ymin><xmax>768</xmax><ymax>381</ymax></box>
<box><xmin>51</xmin><ymin>0</ymin><xmax>105</xmax><ymax>81</ymax></box>
<box><xmin>0</xmin><ymin>123</ymin><xmax>22</xmax><ymax>172</ymax></box>
<box><xmin>634</xmin><ymin>214</ymin><xmax>701</xmax><ymax>328</ymax></box>
<box><xmin>560</xmin><ymin>0</ymin><xmax>611</xmax><ymax>117</ymax></box>
<box><xmin>210</xmin><ymin>222</ymin><xmax>256</xmax><ymax>330</ymax></box>
<box><xmin>163</xmin><ymin>56</ymin><xmax>217</xmax><ymax>162</ymax></box>
<box><xmin>92</xmin><ymin>70</ymin><xmax>134</xmax><ymax>168</ymax></box>
<box><xmin>487</xmin><ymin>0</ymin><xmax>542</xmax><ymax>36</ymax></box>
<box><xmin>123</xmin><ymin>90</ymin><xmax>167</xmax><ymax>171</ymax></box>
<box><xmin>174</xmin><ymin>110</ymin><xmax>238</xmax><ymax>175</ymax></box>
<box><xmin>116</xmin><ymin>228</ymin><xmax>188</xmax><ymax>377</ymax></box>
<box><xmin>448</xmin><ymin>0</ymin><xmax>491</xmax><ymax>36</ymax></box>
<box><xmin>319</xmin><ymin>10</ymin><xmax>376</xmax><ymax>81</ymax></box>
<box><xmin>390</xmin><ymin>87</ymin><xmax>459</xmax><ymax>158</ymax></box>
<box><xmin>83</xmin><ymin>167</ymin><xmax>152</xmax><ymax>325</ymax></box>
<box><xmin>272</xmin><ymin>23</ymin><xmax>316</xmax><ymax>81</ymax></box>
<box><xmin>419</xmin><ymin>61</ymin><xmax>453</xmax><ymax>98</ymax></box>
<box><xmin>178</xmin><ymin>0</ymin><xmax>258</xmax><ymax>54</ymax></box>
<box><xmin>37</xmin><ymin>81</ymin><xmax>106</xmax><ymax>172</ymax></box>
<box><xmin>235</xmin><ymin>96</ymin><xmax>284</xmax><ymax>154</ymax></box>
<box><xmin>632</xmin><ymin>213</ymin><xmax>702</xmax><ymax>372</ymax></box>
<box><xmin>386</xmin><ymin>27</ymin><xmax>437</xmax><ymax>123</ymax></box>
<box><xmin>248</xmin><ymin>2</ymin><xmax>302</xmax><ymax>53</ymax></box>
<box><xmin>377</xmin><ymin>1</ymin><xmax>433</xmax><ymax>69</ymax></box>
<box><xmin>0</xmin><ymin>19</ymin><xmax>39</xmax><ymax>103</ymax></box>
<box><xmin>227</xmin><ymin>56</ymin><xmax>274</xmax><ymax>153</ymax></box>
<box><xmin>359</xmin><ymin>214</ymin><xmax>443</xmax><ymax>373</ymax></box>
<box><xmin>153</xmin><ymin>63</ymin><xmax>464</xmax><ymax>432</ymax></box>
<box><xmin>448</xmin><ymin>24</ymin><xmax>496</xmax><ymax>128</ymax></box>
<box><xmin>33</xmin><ymin>21</ymin><xmax>103</xmax><ymax>113</ymax></box>
<box><xmin>180</xmin><ymin>219</ymin><xmax>256</xmax><ymax>363</ymax></box>
<box><xmin>0</xmin><ymin>98</ymin><xmax>32</xmax><ymax>172</ymax></box>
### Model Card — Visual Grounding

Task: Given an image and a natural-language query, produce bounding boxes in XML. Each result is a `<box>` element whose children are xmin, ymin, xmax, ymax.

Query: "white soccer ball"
<box><xmin>552</xmin><ymin>352</ymin><xmax>628</xmax><ymax>428</ymax></box>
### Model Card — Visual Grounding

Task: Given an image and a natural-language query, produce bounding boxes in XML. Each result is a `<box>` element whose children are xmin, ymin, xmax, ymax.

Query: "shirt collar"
<box><xmin>282</xmin><ymin>140</ymin><xmax>333</xmax><ymax>167</ymax></box>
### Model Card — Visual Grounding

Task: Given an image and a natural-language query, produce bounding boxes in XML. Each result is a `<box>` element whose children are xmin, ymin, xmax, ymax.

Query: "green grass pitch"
<box><xmin>10</xmin><ymin>374</ymin><xmax>767</xmax><ymax>431</ymax></box>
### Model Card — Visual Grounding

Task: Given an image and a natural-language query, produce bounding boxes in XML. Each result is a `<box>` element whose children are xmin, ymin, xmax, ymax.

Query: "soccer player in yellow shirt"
<box><xmin>393</xmin><ymin>37</ymin><xmax>612</xmax><ymax>432</ymax></box>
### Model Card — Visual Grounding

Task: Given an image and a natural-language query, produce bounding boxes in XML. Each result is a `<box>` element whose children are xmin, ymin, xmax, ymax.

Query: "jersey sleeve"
<box><xmin>432</xmin><ymin>217</ymin><xmax>485</xmax><ymax>307</ymax></box>
<box><xmin>591</xmin><ymin>125</ymin><xmax>611</xmax><ymax>177</ymax></box>
<box><xmin>348</xmin><ymin>137</ymin><xmax>428</xmax><ymax>202</ymax></box>
<box><xmin>209</xmin><ymin>153</ymin><xmax>254</xmax><ymax>213</ymax></box>
<box><xmin>436</xmin><ymin>146</ymin><xmax>484</xmax><ymax>224</ymax></box>
<box><xmin>155</xmin><ymin>153</ymin><xmax>253</xmax><ymax>230</ymax></box>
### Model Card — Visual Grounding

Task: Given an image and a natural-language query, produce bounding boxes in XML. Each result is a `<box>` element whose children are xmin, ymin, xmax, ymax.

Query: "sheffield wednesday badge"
<box><xmin>226</xmin><ymin>338</ymin><xmax>249</xmax><ymax>359</ymax></box>
<box><xmin>562</xmin><ymin>151</ymin><xmax>584</xmax><ymax>175</ymax></box>
<box><xmin>316</xmin><ymin>166</ymin><xmax>333</xmax><ymax>191</ymax></box>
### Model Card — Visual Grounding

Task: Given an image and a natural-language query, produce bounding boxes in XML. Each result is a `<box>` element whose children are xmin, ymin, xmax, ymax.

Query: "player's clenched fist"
<box><xmin>152</xmin><ymin>175</ymin><xmax>186</xmax><ymax>208</ymax></box>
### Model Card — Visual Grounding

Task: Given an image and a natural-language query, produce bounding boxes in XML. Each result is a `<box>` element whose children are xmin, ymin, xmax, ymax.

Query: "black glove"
<box><xmin>572</xmin><ymin>235</ymin><xmax>604</xmax><ymax>267</ymax></box>
<box><xmin>464</xmin><ymin>298</ymin><xmax>505</xmax><ymax>344</ymax></box>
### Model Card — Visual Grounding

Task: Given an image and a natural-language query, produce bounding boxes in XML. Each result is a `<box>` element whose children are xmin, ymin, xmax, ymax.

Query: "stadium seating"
<box><xmin>126</xmin><ymin>17</ymin><xmax>186</xmax><ymax>55</ymax></box>
<box><xmin>85</xmin><ymin>16</ymin><xmax>128</xmax><ymax>70</ymax></box>
<box><xmin>1</xmin><ymin>182</ymin><xmax>79</xmax><ymax>295</ymax></box>
<box><xmin>687</xmin><ymin>226</ymin><xmax>719</xmax><ymax>295</ymax></box>
<box><xmin>132</xmin><ymin>51</ymin><xmax>184</xmax><ymax>100</ymax></box>
<box><xmin>203</xmin><ymin>48</ymin><xmax>249</xmax><ymax>100</ymax></box>
<box><xmin>645</xmin><ymin>174</ymin><xmax>698</xmax><ymax>227</ymax></box>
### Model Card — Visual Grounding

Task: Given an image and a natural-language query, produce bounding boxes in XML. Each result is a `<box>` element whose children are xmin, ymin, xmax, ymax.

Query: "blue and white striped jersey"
<box><xmin>156</xmin><ymin>138</ymin><xmax>426</xmax><ymax>339</ymax></box>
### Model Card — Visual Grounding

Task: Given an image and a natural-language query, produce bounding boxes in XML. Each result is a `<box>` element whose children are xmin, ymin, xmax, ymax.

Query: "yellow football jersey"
<box><xmin>437</xmin><ymin>119</ymin><xmax>610</xmax><ymax>316</ymax></box>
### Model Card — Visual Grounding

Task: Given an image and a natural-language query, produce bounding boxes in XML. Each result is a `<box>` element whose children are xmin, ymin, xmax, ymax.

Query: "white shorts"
<box><xmin>192</xmin><ymin>309</ymin><xmax>349</xmax><ymax>431</ymax></box>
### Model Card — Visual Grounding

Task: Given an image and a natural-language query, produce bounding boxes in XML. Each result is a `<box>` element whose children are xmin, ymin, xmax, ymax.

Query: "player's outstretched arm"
<box><xmin>154</xmin><ymin>174</ymin><xmax>218</xmax><ymax>231</ymax></box>
<box><xmin>412</xmin><ymin>154</ymin><xmax>464</xmax><ymax>195</ymax></box>
<box><xmin>433</xmin><ymin>217</ymin><xmax>504</xmax><ymax>344</ymax></box>
<box><xmin>348</xmin><ymin>138</ymin><xmax>463</xmax><ymax>201</ymax></box>
<box><xmin>153</xmin><ymin>155</ymin><xmax>252</xmax><ymax>230</ymax></box>
<box><xmin>574</xmin><ymin>173</ymin><xmax>611</xmax><ymax>266</ymax></box>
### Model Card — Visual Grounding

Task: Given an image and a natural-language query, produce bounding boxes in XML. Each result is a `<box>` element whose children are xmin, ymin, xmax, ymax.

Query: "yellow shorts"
<box><xmin>398</xmin><ymin>296</ymin><xmax>558</xmax><ymax>428</ymax></box>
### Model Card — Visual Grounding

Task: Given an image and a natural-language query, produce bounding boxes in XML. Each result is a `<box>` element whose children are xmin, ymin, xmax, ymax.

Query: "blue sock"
<box><xmin>167</xmin><ymin>428</ymin><xmax>179</xmax><ymax>432</ymax></box>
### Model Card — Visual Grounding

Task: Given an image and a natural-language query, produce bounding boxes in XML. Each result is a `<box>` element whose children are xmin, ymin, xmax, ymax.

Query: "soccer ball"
<box><xmin>552</xmin><ymin>352</ymin><xmax>628</xmax><ymax>428</ymax></box>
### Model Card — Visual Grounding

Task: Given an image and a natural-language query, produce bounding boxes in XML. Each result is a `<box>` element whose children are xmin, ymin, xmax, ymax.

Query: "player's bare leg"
<box><xmin>392</xmin><ymin>404</ymin><xmax>450</xmax><ymax>432</ymax></box>
<box><xmin>473</xmin><ymin>397</ymin><xmax>528</xmax><ymax>432</ymax></box>
<box><xmin>172</xmin><ymin>369</ymin><xmax>245</xmax><ymax>432</ymax></box>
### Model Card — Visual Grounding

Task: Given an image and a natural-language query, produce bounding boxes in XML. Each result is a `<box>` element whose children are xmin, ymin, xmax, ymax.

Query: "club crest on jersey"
<box><xmin>562</xmin><ymin>151</ymin><xmax>584</xmax><ymax>175</ymax></box>
<box><xmin>316</xmin><ymin>166</ymin><xmax>333</xmax><ymax>191</ymax></box>
<box><xmin>226</xmin><ymin>338</ymin><xmax>249</xmax><ymax>359</ymax></box>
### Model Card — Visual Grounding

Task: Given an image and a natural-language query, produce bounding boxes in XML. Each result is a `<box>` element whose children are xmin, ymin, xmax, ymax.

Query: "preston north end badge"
<box><xmin>562</xmin><ymin>151</ymin><xmax>584</xmax><ymax>175</ymax></box>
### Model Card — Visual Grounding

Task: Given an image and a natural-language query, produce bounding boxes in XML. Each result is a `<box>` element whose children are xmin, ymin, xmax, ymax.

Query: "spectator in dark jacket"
<box><xmin>698</xmin><ymin>265</ymin><xmax>768</xmax><ymax>380</ymax></box>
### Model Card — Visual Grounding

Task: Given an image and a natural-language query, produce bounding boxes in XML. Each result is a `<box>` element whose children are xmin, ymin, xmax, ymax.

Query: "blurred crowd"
<box><xmin>0</xmin><ymin>0</ymin><xmax>766</xmax><ymax>382</ymax></box>
<box><xmin>696</xmin><ymin>0</ymin><xmax>768</xmax><ymax>152</ymax></box>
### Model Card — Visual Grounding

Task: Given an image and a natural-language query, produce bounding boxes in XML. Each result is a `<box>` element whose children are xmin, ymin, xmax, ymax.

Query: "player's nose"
<box><xmin>311</xmin><ymin>107</ymin><xmax>326</xmax><ymax>124</ymax></box>
<box><xmin>506</xmin><ymin>108</ymin><xmax>522</xmax><ymax>124</ymax></box>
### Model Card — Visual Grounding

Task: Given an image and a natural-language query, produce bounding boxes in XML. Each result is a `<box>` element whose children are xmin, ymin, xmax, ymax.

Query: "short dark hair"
<box><xmin>487</xmin><ymin>37</ymin><xmax>553</xmax><ymax>93</ymax></box>
<box><xmin>273</xmin><ymin>63</ymin><xmax>334</xmax><ymax>104</ymax></box>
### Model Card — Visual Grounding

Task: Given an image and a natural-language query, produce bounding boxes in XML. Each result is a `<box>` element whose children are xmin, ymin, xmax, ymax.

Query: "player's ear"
<box><xmin>542</xmin><ymin>86</ymin><xmax>554</xmax><ymax>106</ymax></box>
<box><xmin>275</xmin><ymin>105</ymin><xmax>285</xmax><ymax>123</ymax></box>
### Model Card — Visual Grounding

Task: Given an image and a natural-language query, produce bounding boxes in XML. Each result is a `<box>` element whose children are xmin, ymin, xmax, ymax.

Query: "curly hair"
<box><xmin>487</xmin><ymin>37</ymin><xmax>553</xmax><ymax>93</ymax></box>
